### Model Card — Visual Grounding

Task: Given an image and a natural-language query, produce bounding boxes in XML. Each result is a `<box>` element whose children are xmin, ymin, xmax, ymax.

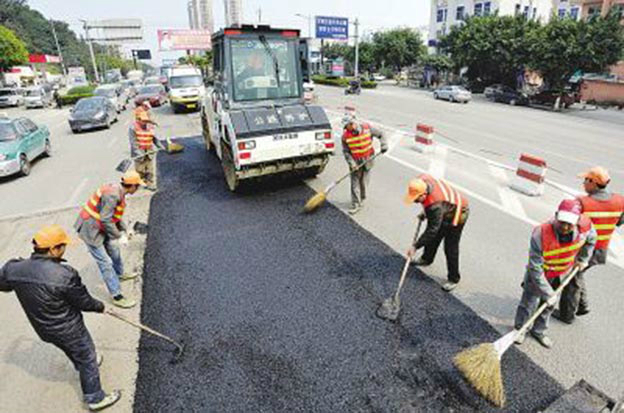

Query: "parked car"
<box><xmin>490</xmin><ymin>85</ymin><xmax>529</xmax><ymax>106</ymax></box>
<box><xmin>68</xmin><ymin>96</ymin><xmax>118</xmax><ymax>133</ymax></box>
<box><xmin>530</xmin><ymin>90</ymin><xmax>576</xmax><ymax>109</ymax></box>
<box><xmin>94</xmin><ymin>84</ymin><xmax>126</xmax><ymax>113</ymax></box>
<box><xmin>24</xmin><ymin>87</ymin><xmax>52</xmax><ymax>109</ymax></box>
<box><xmin>0</xmin><ymin>88</ymin><xmax>25</xmax><ymax>108</ymax></box>
<box><xmin>433</xmin><ymin>85</ymin><xmax>472</xmax><ymax>103</ymax></box>
<box><xmin>372</xmin><ymin>74</ymin><xmax>387</xmax><ymax>82</ymax></box>
<box><xmin>144</xmin><ymin>76</ymin><xmax>161</xmax><ymax>86</ymax></box>
<box><xmin>134</xmin><ymin>84</ymin><xmax>168</xmax><ymax>107</ymax></box>
<box><xmin>0</xmin><ymin>114</ymin><xmax>51</xmax><ymax>177</ymax></box>
<box><xmin>484</xmin><ymin>84</ymin><xmax>505</xmax><ymax>100</ymax></box>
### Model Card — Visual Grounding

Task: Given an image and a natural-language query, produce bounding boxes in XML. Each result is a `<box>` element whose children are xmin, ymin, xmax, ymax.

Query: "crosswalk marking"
<box><xmin>488</xmin><ymin>164</ymin><xmax>529</xmax><ymax>221</ymax></box>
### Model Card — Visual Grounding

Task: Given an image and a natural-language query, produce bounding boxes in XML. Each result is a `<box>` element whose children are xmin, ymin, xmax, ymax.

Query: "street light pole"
<box><xmin>353</xmin><ymin>18</ymin><xmax>359</xmax><ymax>79</ymax></box>
<box><xmin>80</xmin><ymin>19</ymin><xmax>99</xmax><ymax>83</ymax></box>
<box><xmin>50</xmin><ymin>20</ymin><xmax>67</xmax><ymax>77</ymax></box>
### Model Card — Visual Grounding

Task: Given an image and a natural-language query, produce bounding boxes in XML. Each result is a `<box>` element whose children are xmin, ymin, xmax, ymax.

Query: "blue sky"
<box><xmin>28</xmin><ymin>0</ymin><xmax>430</xmax><ymax>65</ymax></box>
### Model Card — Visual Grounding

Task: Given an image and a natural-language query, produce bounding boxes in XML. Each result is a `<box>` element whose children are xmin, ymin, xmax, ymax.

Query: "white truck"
<box><xmin>201</xmin><ymin>25</ymin><xmax>334</xmax><ymax>191</ymax></box>
<box><xmin>168</xmin><ymin>66</ymin><xmax>205</xmax><ymax>113</ymax></box>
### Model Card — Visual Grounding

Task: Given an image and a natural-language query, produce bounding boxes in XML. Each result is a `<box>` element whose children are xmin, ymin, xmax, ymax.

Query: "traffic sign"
<box><xmin>315</xmin><ymin>16</ymin><xmax>348</xmax><ymax>40</ymax></box>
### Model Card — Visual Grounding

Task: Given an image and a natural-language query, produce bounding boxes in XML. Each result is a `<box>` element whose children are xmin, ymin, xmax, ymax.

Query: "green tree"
<box><xmin>0</xmin><ymin>24</ymin><xmax>28</xmax><ymax>71</ymax></box>
<box><xmin>321</xmin><ymin>42</ymin><xmax>352</xmax><ymax>61</ymax></box>
<box><xmin>372</xmin><ymin>28</ymin><xmax>426</xmax><ymax>71</ymax></box>
<box><xmin>420</xmin><ymin>54</ymin><xmax>453</xmax><ymax>72</ymax></box>
<box><xmin>440</xmin><ymin>15</ymin><xmax>540</xmax><ymax>86</ymax></box>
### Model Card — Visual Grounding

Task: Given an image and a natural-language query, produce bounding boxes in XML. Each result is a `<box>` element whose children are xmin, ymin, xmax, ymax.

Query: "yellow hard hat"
<box><xmin>121</xmin><ymin>170</ymin><xmax>146</xmax><ymax>186</ymax></box>
<box><xmin>578</xmin><ymin>166</ymin><xmax>610</xmax><ymax>186</ymax></box>
<box><xmin>403</xmin><ymin>178</ymin><xmax>428</xmax><ymax>205</ymax></box>
<box><xmin>33</xmin><ymin>225</ymin><xmax>72</xmax><ymax>248</ymax></box>
<box><xmin>137</xmin><ymin>111</ymin><xmax>150</xmax><ymax>122</ymax></box>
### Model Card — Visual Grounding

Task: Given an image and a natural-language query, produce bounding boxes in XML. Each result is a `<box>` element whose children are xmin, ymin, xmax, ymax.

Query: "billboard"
<box><xmin>315</xmin><ymin>16</ymin><xmax>349</xmax><ymax>40</ymax></box>
<box><xmin>158</xmin><ymin>29</ymin><xmax>212</xmax><ymax>51</ymax></box>
<box><xmin>86</xmin><ymin>19</ymin><xmax>143</xmax><ymax>44</ymax></box>
<box><xmin>28</xmin><ymin>54</ymin><xmax>61</xmax><ymax>64</ymax></box>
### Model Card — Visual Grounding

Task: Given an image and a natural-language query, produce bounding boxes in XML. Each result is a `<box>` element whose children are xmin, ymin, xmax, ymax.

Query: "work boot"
<box><xmin>112</xmin><ymin>295</ymin><xmax>137</xmax><ymax>309</ymax></box>
<box><xmin>348</xmin><ymin>205</ymin><xmax>361</xmax><ymax>215</ymax></box>
<box><xmin>442</xmin><ymin>282</ymin><xmax>458</xmax><ymax>292</ymax></box>
<box><xmin>576</xmin><ymin>307</ymin><xmax>590</xmax><ymax>316</ymax></box>
<box><xmin>514</xmin><ymin>331</ymin><xmax>526</xmax><ymax>345</ymax></box>
<box><xmin>530</xmin><ymin>332</ymin><xmax>553</xmax><ymax>349</ymax></box>
<box><xmin>552</xmin><ymin>310</ymin><xmax>574</xmax><ymax>325</ymax></box>
<box><xmin>412</xmin><ymin>257</ymin><xmax>432</xmax><ymax>266</ymax></box>
<box><xmin>119</xmin><ymin>272</ymin><xmax>139</xmax><ymax>281</ymax></box>
<box><xmin>87</xmin><ymin>390</ymin><xmax>121</xmax><ymax>411</ymax></box>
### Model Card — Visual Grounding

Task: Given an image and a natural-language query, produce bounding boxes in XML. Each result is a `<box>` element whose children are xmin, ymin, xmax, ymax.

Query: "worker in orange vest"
<box><xmin>131</xmin><ymin>111</ymin><xmax>165</xmax><ymax>191</ymax></box>
<box><xmin>514</xmin><ymin>200</ymin><xmax>596</xmax><ymax>348</ymax></box>
<box><xmin>404</xmin><ymin>175</ymin><xmax>469</xmax><ymax>292</ymax></box>
<box><xmin>342</xmin><ymin>115</ymin><xmax>388</xmax><ymax>215</ymax></box>
<box><xmin>74</xmin><ymin>171</ymin><xmax>145</xmax><ymax>309</ymax></box>
<box><xmin>553</xmin><ymin>166</ymin><xmax>624</xmax><ymax>324</ymax></box>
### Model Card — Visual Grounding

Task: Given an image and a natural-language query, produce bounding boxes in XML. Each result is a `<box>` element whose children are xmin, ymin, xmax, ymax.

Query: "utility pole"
<box><xmin>80</xmin><ymin>20</ymin><xmax>99</xmax><ymax>83</ymax></box>
<box><xmin>257</xmin><ymin>7</ymin><xmax>262</xmax><ymax>23</ymax></box>
<box><xmin>353</xmin><ymin>18</ymin><xmax>360</xmax><ymax>79</ymax></box>
<box><xmin>50</xmin><ymin>20</ymin><xmax>67</xmax><ymax>77</ymax></box>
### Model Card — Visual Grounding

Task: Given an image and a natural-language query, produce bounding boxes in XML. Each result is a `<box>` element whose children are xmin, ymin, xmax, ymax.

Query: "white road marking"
<box><xmin>488</xmin><ymin>164</ymin><xmax>529</xmax><ymax>221</ymax></box>
<box><xmin>608</xmin><ymin>232</ymin><xmax>624</xmax><ymax>268</ymax></box>
<box><xmin>68</xmin><ymin>177</ymin><xmax>89</xmax><ymax>207</ymax></box>
<box><xmin>428</xmin><ymin>145</ymin><xmax>448</xmax><ymax>178</ymax></box>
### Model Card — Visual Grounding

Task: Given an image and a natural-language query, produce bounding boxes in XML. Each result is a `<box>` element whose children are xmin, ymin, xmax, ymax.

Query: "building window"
<box><xmin>570</xmin><ymin>6</ymin><xmax>579</xmax><ymax>19</ymax></box>
<box><xmin>474</xmin><ymin>3</ymin><xmax>483</xmax><ymax>16</ymax></box>
<box><xmin>523</xmin><ymin>5</ymin><xmax>530</xmax><ymax>18</ymax></box>
<box><xmin>456</xmin><ymin>5</ymin><xmax>465</xmax><ymax>20</ymax></box>
<box><xmin>558</xmin><ymin>8</ymin><xmax>566</xmax><ymax>18</ymax></box>
<box><xmin>484</xmin><ymin>2</ymin><xmax>492</xmax><ymax>16</ymax></box>
<box><xmin>532</xmin><ymin>7</ymin><xmax>537</xmax><ymax>18</ymax></box>
<box><xmin>436</xmin><ymin>8</ymin><xmax>447</xmax><ymax>22</ymax></box>
<box><xmin>515</xmin><ymin>3</ymin><xmax>521</xmax><ymax>15</ymax></box>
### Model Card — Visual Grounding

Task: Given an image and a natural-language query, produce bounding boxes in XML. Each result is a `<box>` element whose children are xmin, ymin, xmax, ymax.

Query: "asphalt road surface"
<box><xmin>134</xmin><ymin>138</ymin><xmax>563</xmax><ymax>412</ymax></box>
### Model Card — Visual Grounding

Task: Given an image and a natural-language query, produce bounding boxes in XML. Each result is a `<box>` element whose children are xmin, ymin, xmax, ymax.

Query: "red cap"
<box><xmin>556</xmin><ymin>199</ymin><xmax>581</xmax><ymax>225</ymax></box>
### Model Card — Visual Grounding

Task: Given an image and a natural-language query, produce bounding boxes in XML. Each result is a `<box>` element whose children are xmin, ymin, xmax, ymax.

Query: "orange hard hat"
<box><xmin>121</xmin><ymin>170</ymin><xmax>145</xmax><ymax>186</ymax></box>
<box><xmin>403</xmin><ymin>178</ymin><xmax>428</xmax><ymax>205</ymax></box>
<box><xmin>33</xmin><ymin>225</ymin><xmax>72</xmax><ymax>248</ymax></box>
<box><xmin>578</xmin><ymin>166</ymin><xmax>610</xmax><ymax>186</ymax></box>
<box><xmin>137</xmin><ymin>111</ymin><xmax>150</xmax><ymax>122</ymax></box>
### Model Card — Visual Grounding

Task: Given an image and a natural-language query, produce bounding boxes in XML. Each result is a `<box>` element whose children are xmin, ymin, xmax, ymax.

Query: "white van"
<box><xmin>168</xmin><ymin>66</ymin><xmax>205</xmax><ymax>113</ymax></box>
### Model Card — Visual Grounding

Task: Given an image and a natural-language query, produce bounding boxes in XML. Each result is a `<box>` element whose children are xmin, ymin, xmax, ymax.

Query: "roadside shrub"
<box><xmin>66</xmin><ymin>85</ymin><xmax>95</xmax><ymax>95</ymax></box>
<box><xmin>59</xmin><ymin>92</ymin><xmax>94</xmax><ymax>105</ymax></box>
<box><xmin>312</xmin><ymin>75</ymin><xmax>377</xmax><ymax>89</ymax></box>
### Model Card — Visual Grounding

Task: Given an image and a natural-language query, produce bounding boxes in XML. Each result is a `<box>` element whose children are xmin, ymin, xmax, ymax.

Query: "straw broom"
<box><xmin>454</xmin><ymin>267</ymin><xmax>581</xmax><ymax>407</ymax></box>
<box><xmin>304</xmin><ymin>152</ymin><xmax>384</xmax><ymax>213</ymax></box>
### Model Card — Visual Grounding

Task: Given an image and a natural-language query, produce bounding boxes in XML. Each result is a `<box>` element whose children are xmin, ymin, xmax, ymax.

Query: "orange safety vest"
<box><xmin>420</xmin><ymin>174</ymin><xmax>469</xmax><ymax>226</ymax></box>
<box><xmin>79</xmin><ymin>184</ymin><xmax>126</xmax><ymax>231</ymax></box>
<box><xmin>133</xmin><ymin>107</ymin><xmax>146</xmax><ymax>121</ymax></box>
<box><xmin>343</xmin><ymin>123</ymin><xmax>374</xmax><ymax>161</ymax></box>
<box><xmin>134</xmin><ymin>122</ymin><xmax>155</xmax><ymax>150</ymax></box>
<box><xmin>578</xmin><ymin>194</ymin><xmax>624</xmax><ymax>250</ymax></box>
<box><xmin>541</xmin><ymin>216</ymin><xmax>591</xmax><ymax>279</ymax></box>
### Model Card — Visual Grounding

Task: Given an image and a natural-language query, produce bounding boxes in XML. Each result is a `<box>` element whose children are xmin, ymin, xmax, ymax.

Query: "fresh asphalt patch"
<box><xmin>134</xmin><ymin>138</ymin><xmax>564</xmax><ymax>412</ymax></box>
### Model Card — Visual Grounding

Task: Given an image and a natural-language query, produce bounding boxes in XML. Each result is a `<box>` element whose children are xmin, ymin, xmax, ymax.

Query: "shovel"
<box><xmin>115</xmin><ymin>138</ymin><xmax>184</xmax><ymax>173</ymax></box>
<box><xmin>376</xmin><ymin>216</ymin><xmax>424</xmax><ymax>321</ymax></box>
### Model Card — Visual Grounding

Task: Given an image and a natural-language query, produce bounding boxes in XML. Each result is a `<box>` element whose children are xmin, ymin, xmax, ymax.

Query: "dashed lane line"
<box><xmin>428</xmin><ymin>145</ymin><xmax>447</xmax><ymax>178</ymax></box>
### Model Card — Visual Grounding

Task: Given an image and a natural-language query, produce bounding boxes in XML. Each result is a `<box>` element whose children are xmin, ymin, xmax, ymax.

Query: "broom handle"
<box><xmin>394</xmin><ymin>216</ymin><xmax>424</xmax><ymax>300</ymax></box>
<box><xmin>105</xmin><ymin>309</ymin><xmax>182</xmax><ymax>349</ymax></box>
<box><xmin>516</xmin><ymin>267</ymin><xmax>580</xmax><ymax>336</ymax></box>
<box><xmin>325</xmin><ymin>152</ymin><xmax>385</xmax><ymax>194</ymax></box>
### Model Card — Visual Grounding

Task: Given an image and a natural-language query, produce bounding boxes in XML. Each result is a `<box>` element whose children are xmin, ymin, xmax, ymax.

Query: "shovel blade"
<box><xmin>376</xmin><ymin>296</ymin><xmax>401</xmax><ymax>321</ymax></box>
<box><xmin>115</xmin><ymin>159</ymin><xmax>132</xmax><ymax>173</ymax></box>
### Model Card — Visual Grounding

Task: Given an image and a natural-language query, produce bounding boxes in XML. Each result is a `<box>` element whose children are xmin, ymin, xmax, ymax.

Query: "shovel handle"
<box><xmin>393</xmin><ymin>216</ymin><xmax>424</xmax><ymax>300</ymax></box>
<box><xmin>325</xmin><ymin>152</ymin><xmax>385</xmax><ymax>194</ymax></box>
<box><xmin>105</xmin><ymin>309</ymin><xmax>182</xmax><ymax>350</ymax></box>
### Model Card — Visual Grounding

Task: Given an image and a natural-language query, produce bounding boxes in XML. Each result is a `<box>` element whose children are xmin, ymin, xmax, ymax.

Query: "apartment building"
<box><xmin>428</xmin><ymin>0</ymin><xmax>553</xmax><ymax>47</ymax></box>
<box><xmin>553</xmin><ymin>0</ymin><xmax>624</xmax><ymax>19</ymax></box>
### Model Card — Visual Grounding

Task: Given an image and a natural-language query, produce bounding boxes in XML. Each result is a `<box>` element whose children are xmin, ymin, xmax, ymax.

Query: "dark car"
<box><xmin>135</xmin><ymin>85</ymin><xmax>167</xmax><ymax>107</ymax></box>
<box><xmin>68</xmin><ymin>97</ymin><xmax>118</xmax><ymax>133</ymax></box>
<box><xmin>484</xmin><ymin>84</ymin><xmax>505</xmax><ymax>100</ymax></box>
<box><xmin>490</xmin><ymin>85</ymin><xmax>529</xmax><ymax>106</ymax></box>
<box><xmin>530</xmin><ymin>90</ymin><xmax>577</xmax><ymax>109</ymax></box>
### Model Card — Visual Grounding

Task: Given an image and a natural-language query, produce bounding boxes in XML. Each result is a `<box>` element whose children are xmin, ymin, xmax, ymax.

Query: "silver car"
<box><xmin>433</xmin><ymin>85</ymin><xmax>472</xmax><ymax>103</ymax></box>
<box><xmin>24</xmin><ymin>87</ymin><xmax>52</xmax><ymax>109</ymax></box>
<box><xmin>94</xmin><ymin>84</ymin><xmax>126</xmax><ymax>113</ymax></box>
<box><xmin>0</xmin><ymin>88</ymin><xmax>24</xmax><ymax>107</ymax></box>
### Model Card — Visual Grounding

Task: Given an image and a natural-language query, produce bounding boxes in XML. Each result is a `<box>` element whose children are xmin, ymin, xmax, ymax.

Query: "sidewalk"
<box><xmin>0</xmin><ymin>192</ymin><xmax>151</xmax><ymax>412</ymax></box>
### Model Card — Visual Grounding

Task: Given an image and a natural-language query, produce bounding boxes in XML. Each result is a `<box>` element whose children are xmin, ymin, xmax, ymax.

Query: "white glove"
<box><xmin>546</xmin><ymin>293</ymin><xmax>559</xmax><ymax>307</ymax></box>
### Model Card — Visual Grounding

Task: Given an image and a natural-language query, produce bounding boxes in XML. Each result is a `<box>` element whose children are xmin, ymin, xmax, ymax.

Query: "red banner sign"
<box><xmin>157</xmin><ymin>29</ymin><xmax>212</xmax><ymax>51</ymax></box>
<box><xmin>28</xmin><ymin>54</ymin><xmax>61</xmax><ymax>63</ymax></box>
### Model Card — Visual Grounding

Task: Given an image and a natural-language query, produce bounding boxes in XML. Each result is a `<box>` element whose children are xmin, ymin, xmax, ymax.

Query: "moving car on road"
<box><xmin>68</xmin><ymin>96</ymin><xmax>118</xmax><ymax>133</ymax></box>
<box><xmin>0</xmin><ymin>114</ymin><xmax>51</xmax><ymax>177</ymax></box>
<box><xmin>94</xmin><ymin>84</ymin><xmax>126</xmax><ymax>113</ymax></box>
<box><xmin>143</xmin><ymin>76</ymin><xmax>161</xmax><ymax>86</ymax></box>
<box><xmin>135</xmin><ymin>84</ymin><xmax>168</xmax><ymax>107</ymax></box>
<box><xmin>169</xmin><ymin>66</ymin><xmax>205</xmax><ymax>113</ymax></box>
<box><xmin>0</xmin><ymin>88</ymin><xmax>25</xmax><ymax>108</ymax></box>
<box><xmin>490</xmin><ymin>85</ymin><xmax>529</xmax><ymax>106</ymax></box>
<box><xmin>24</xmin><ymin>87</ymin><xmax>52</xmax><ymax>109</ymax></box>
<box><xmin>433</xmin><ymin>85</ymin><xmax>472</xmax><ymax>103</ymax></box>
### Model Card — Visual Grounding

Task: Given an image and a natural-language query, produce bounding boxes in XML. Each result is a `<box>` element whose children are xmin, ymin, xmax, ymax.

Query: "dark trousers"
<box><xmin>421</xmin><ymin>222</ymin><xmax>465</xmax><ymax>283</ymax></box>
<box><xmin>53</xmin><ymin>330</ymin><xmax>104</xmax><ymax>404</ymax></box>
<box><xmin>515</xmin><ymin>276</ymin><xmax>560</xmax><ymax>336</ymax></box>
<box><xmin>558</xmin><ymin>265</ymin><xmax>592</xmax><ymax>322</ymax></box>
